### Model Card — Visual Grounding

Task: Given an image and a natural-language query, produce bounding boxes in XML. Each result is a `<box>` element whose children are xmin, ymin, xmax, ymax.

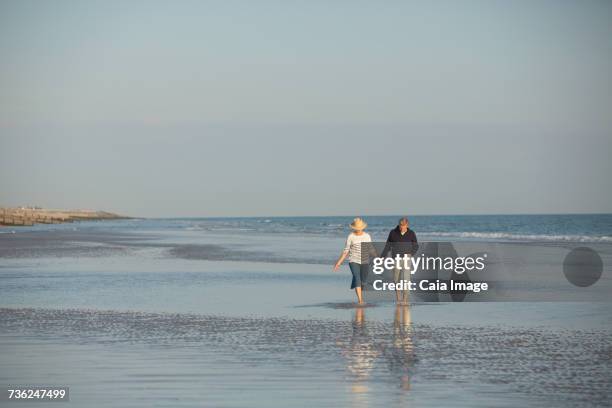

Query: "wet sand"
<box><xmin>1</xmin><ymin>307</ymin><xmax>610</xmax><ymax>407</ymax></box>
<box><xmin>0</xmin><ymin>229</ymin><xmax>309</xmax><ymax>263</ymax></box>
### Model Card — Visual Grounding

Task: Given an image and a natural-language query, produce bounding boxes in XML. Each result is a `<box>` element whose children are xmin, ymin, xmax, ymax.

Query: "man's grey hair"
<box><xmin>398</xmin><ymin>217</ymin><xmax>409</xmax><ymax>225</ymax></box>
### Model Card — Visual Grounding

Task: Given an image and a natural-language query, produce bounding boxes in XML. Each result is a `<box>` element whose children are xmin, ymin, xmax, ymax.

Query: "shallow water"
<box><xmin>1</xmin><ymin>218</ymin><xmax>611</xmax><ymax>406</ymax></box>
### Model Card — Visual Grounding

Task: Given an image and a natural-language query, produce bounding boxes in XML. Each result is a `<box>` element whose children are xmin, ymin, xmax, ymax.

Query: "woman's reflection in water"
<box><xmin>338</xmin><ymin>307</ymin><xmax>379</xmax><ymax>404</ymax></box>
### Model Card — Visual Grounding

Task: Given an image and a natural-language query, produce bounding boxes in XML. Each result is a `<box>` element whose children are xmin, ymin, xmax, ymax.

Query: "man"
<box><xmin>380</xmin><ymin>217</ymin><xmax>419</xmax><ymax>304</ymax></box>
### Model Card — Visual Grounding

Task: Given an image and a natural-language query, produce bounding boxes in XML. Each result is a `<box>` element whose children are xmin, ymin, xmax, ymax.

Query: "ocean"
<box><xmin>4</xmin><ymin>213</ymin><xmax>611</xmax><ymax>241</ymax></box>
<box><xmin>1</xmin><ymin>214</ymin><xmax>611</xmax><ymax>407</ymax></box>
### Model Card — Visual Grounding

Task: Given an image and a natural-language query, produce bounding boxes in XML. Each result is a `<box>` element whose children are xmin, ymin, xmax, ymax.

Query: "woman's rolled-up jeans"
<box><xmin>349</xmin><ymin>262</ymin><xmax>369</xmax><ymax>289</ymax></box>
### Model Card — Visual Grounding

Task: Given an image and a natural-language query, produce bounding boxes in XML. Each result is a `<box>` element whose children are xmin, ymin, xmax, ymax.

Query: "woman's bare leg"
<box><xmin>354</xmin><ymin>286</ymin><xmax>363</xmax><ymax>304</ymax></box>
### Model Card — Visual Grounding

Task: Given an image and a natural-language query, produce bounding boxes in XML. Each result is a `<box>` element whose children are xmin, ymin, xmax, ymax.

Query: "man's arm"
<box><xmin>410</xmin><ymin>230</ymin><xmax>419</xmax><ymax>255</ymax></box>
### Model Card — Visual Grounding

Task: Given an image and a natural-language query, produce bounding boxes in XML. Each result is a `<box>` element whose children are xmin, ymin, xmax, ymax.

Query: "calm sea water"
<box><xmin>3</xmin><ymin>213</ymin><xmax>612</xmax><ymax>242</ymax></box>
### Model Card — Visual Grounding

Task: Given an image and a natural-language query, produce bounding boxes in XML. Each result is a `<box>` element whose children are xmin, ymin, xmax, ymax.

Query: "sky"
<box><xmin>1</xmin><ymin>0</ymin><xmax>611</xmax><ymax>217</ymax></box>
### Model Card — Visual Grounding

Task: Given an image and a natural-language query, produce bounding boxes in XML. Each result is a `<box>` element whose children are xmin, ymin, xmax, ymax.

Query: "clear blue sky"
<box><xmin>1</xmin><ymin>0</ymin><xmax>611</xmax><ymax>217</ymax></box>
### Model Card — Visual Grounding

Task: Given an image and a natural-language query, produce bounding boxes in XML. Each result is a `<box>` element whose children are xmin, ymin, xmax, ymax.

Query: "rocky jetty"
<box><xmin>0</xmin><ymin>207</ymin><xmax>129</xmax><ymax>226</ymax></box>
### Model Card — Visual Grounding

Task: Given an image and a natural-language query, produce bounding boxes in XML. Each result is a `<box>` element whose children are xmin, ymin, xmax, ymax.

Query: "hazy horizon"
<box><xmin>1</xmin><ymin>1</ymin><xmax>611</xmax><ymax>217</ymax></box>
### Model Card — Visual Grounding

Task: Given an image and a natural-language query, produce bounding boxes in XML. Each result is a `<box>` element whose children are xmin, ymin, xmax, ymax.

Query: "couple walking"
<box><xmin>333</xmin><ymin>217</ymin><xmax>419</xmax><ymax>305</ymax></box>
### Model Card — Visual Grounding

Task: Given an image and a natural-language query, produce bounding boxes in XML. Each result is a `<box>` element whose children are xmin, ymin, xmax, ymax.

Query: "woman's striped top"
<box><xmin>343</xmin><ymin>232</ymin><xmax>372</xmax><ymax>264</ymax></box>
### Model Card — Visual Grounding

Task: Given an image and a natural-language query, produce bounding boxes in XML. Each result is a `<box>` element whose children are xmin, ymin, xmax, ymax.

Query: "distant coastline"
<box><xmin>0</xmin><ymin>207</ymin><xmax>129</xmax><ymax>226</ymax></box>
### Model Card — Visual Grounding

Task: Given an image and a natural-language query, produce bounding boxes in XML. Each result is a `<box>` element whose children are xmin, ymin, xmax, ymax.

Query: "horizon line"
<box><xmin>138</xmin><ymin>212</ymin><xmax>612</xmax><ymax>219</ymax></box>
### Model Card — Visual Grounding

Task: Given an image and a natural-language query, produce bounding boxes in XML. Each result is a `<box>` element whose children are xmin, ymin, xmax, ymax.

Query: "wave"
<box><xmin>421</xmin><ymin>231</ymin><xmax>612</xmax><ymax>243</ymax></box>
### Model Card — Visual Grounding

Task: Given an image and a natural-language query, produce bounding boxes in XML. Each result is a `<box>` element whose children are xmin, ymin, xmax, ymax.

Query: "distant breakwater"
<box><xmin>0</xmin><ymin>208</ymin><xmax>129</xmax><ymax>226</ymax></box>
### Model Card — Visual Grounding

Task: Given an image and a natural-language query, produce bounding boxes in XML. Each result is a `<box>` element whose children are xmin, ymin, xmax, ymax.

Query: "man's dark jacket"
<box><xmin>381</xmin><ymin>226</ymin><xmax>419</xmax><ymax>257</ymax></box>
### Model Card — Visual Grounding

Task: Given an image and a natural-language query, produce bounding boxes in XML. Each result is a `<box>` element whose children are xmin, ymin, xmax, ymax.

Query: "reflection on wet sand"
<box><xmin>336</xmin><ymin>307</ymin><xmax>376</xmax><ymax>407</ymax></box>
<box><xmin>337</xmin><ymin>305</ymin><xmax>416</xmax><ymax>406</ymax></box>
<box><xmin>387</xmin><ymin>305</ymin><xmax>414</xmax><ymax>391</ymax></box>
<box><xmin>2</xmin><ymin>307</ymin><xmax>610</xmax><ymax>407</ymax></box>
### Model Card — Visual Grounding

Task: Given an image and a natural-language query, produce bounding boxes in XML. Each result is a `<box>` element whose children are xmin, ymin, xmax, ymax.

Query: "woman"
<box><xmin>333</xmin><ymin>217</ymin><xmax>373</xmax><ymax>305</ymax></box>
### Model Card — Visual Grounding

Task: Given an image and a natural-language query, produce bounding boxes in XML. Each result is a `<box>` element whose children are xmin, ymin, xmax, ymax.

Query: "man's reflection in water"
<box><xmin>384</xmin><ymin>304</ymin><xmax>415</xmax><ymax>391</ymax></box>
